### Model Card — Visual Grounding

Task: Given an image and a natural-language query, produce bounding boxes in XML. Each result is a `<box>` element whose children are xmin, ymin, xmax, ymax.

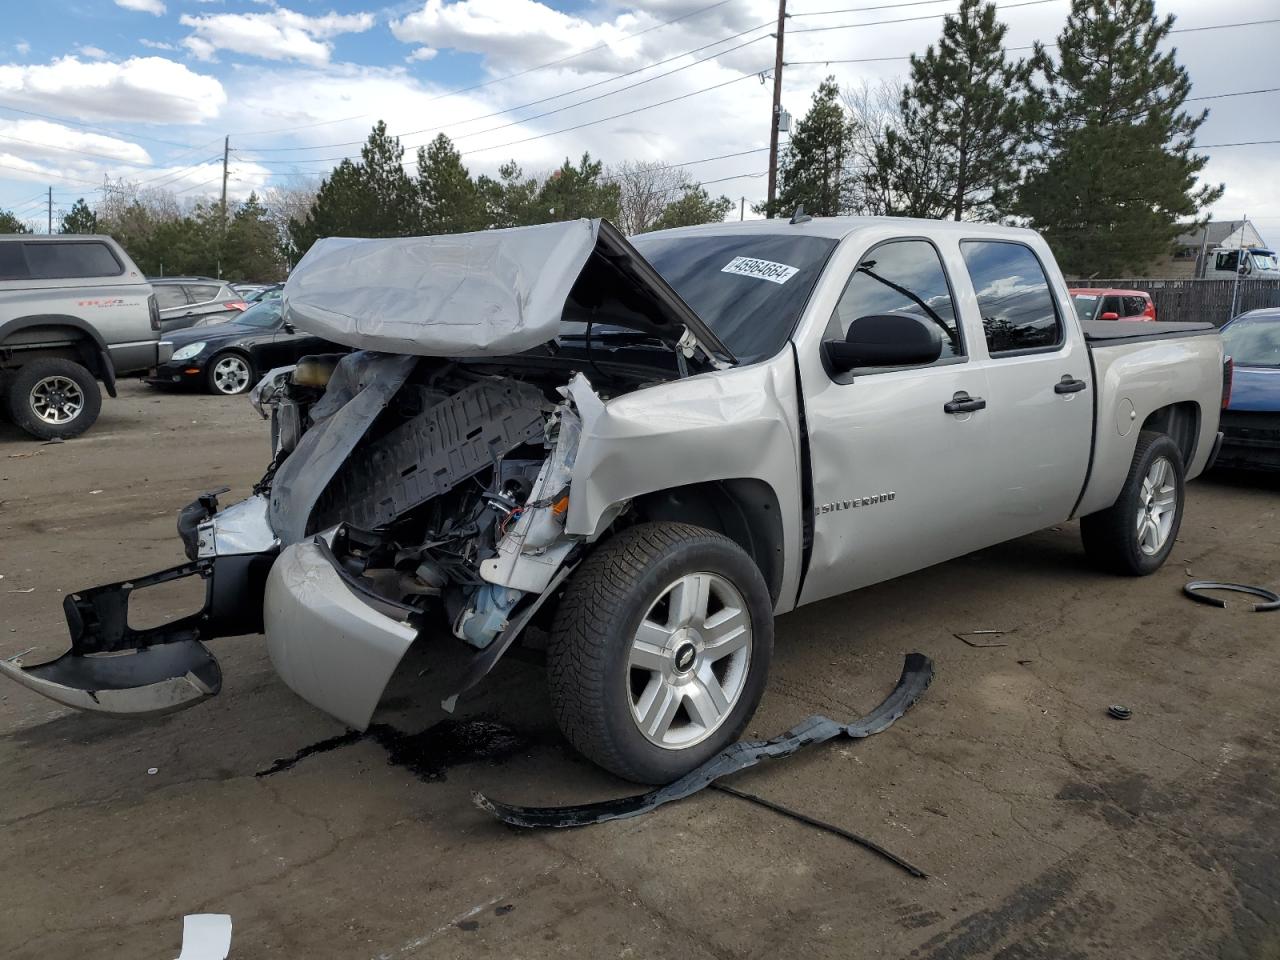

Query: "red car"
<box><xmin>1071</xmin><ymin>287</ymin><xmax>1156</xmax><ymax>322</ymax></box>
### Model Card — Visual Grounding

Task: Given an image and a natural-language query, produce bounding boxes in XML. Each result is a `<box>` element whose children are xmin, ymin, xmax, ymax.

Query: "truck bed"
<box><xmin>1082</xmin><ymin>319</ymin><xmax>1218</xmax><ymax>346</ymax></box>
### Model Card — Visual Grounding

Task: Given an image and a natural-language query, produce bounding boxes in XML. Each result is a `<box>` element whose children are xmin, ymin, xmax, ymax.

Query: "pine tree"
<box><xmin>287</xmin><ymin>122</ymin><xmax>418</xmax><ymax>257</ymax></box>
<box><xmin>650</xmin><ymin>186</ymin><xmax>733</xmax><ymax>231</ymax></box>
<box><xmin>763</xmin><ymin>78</ymin><xmax>853</xmax><ymax>218</ymax></box>
<box><xmin>477</xmin><ymin>161</ymin><xmax>540</xmax><ymax>228</ymax></box>
<box><xmin>224</xmin><ymin>193</ymin><xmax>285</xmax><ymax>280</ymax></box>
<box><xmin>533</xmin><ymin>154</ymin><xmax>620</xmax><ymax>223</ymax></box>
<box><xmin>1018</xmin><ymin>0</ymin><xmax>1222</xmax><ymax>276</ymax></box>
<box><xmin>60</xmin><ymin>198</ymin><xmax>99</xmax><ymax>234</ymax></box>
<box><xmin>878</xmin><ymin>0</ymin><xmax>1033</xmax><ymax>220</ymax></box>
<box><xmin>415</xmin><ymin>134</ymin><xmax>485</xmax><ymax>235</ymax></box>
<box><xmin>0</xmin><ymin>209</ymin><xmax>32</xmax><ymax>233</ymax></box>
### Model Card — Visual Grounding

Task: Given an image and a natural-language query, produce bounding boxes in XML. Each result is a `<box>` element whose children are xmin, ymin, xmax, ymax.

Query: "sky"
<box><xmin>0</xmin><ymin>0</ymin><xmax>1277</xmax><ymax>238</ymax></box>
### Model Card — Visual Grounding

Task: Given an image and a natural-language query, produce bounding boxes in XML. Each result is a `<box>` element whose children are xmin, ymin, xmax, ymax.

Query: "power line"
<box><xmin>233</xmin><ymin>0</ymin><xmax>742</xmax><ymax>140</ymax></box>
<box><xmin>0</xmin><ymin>132</ymin><xmax>154</xmax><ymax>167</ymax></box>
<box><xmin>789</xmin><ymin>0</ymin><xmax>1059</xmax><ymax>34</ymax></box>
<box><xmin>0</xmin><ymin>103</ymin><xmax>198</xmax><ymax>149</ymax></box>
<box><xmin>458</xmin><ymin>69</ymin><xmax>766</xmax><ymax>158</ymax></box>
<box><xmin>0</xmin><ymin>161</ymin><xmax>100</xmax><ymax>186</ymax></box>
<box><xmin>242</xmin><ymin>21</ymin><xmax>778</xmax><ymax>157</ymax></box>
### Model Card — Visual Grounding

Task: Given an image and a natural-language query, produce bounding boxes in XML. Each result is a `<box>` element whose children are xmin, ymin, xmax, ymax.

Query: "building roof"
<box><xmin>1174</xmin><ymin>220</ymin><xmax>1268</xmax><ymax>249</ymax></box>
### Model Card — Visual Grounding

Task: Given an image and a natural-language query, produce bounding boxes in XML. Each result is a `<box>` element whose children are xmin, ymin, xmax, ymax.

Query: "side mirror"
<box><xmin>823</xmin><ymin>314</ymin><xmax>943</xmax><ymax>373</ymax></box>
<box><xmin>282</xmin><ymin>320</ymin><xmax>296</xmax><ymax>334</ymax></box>
<box><xmin>1099</xmin><ymin>311</ymin><xmax>1120</xmax><ymax>321</ymax></box>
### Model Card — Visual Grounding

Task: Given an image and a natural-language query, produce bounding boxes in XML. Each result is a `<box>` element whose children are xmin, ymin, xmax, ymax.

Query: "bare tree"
<box><xmin>842</xmin><ymin>80</ymin><xmax>907</xmax><ymax>216</ymax></box>
<box><xmin>262</xmin><ymin>178</ymin><xmax>320</xmax><ymax>261</ymax></box>
<box><xmin>609</xmin><ymin>160</ymin><xmax>692</xmax><ymax>235</ymax></box>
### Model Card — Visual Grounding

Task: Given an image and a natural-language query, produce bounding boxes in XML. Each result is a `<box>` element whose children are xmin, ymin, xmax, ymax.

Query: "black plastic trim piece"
<box><xmin>473</xmin><ymin>652</ymin><xmax>932</xmax><ymax>829</ymax></box>
<box><xmin>1183</xmin><ymin>580</ymin><xmax>1280</xmax><ymax>612</ymax></box>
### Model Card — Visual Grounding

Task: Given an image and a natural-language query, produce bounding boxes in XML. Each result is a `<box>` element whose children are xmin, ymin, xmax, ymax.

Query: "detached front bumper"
<box><xmin>264</xmin><ymin>539</ymin><xmax>419</xmax><ymax>731</ymax></box>
<box><xmin>0</xmin><ymin>554</ymin><xmax>274</xmax><ymax>717</ymax></box>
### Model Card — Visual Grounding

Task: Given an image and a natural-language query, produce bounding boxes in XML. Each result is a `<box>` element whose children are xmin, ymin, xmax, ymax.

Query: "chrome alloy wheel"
<box><xmin>1137</xmin><ymin>456</ymin><xmax>1177</xmax><ymax>556</ymax></box>
<box><xmin>29</xmin><ymin>375</ymin><xmax>84</xmax><ymax>425</ymax></box>
<box><xmin>626</xmin><ymin>572</ymin><xmax>752</xmax><ymax>750</ymax></box>
<box><xmin>212</xmin><ymin>355</ymin><xmax>250</xmax><ymax>394</ymax></box>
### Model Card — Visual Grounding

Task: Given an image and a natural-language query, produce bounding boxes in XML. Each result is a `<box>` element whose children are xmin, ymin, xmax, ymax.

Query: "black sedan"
<box><xmin>147</xmin><ymin>299</ymin><xmax>344</xmax><ymax>395</ymax></box>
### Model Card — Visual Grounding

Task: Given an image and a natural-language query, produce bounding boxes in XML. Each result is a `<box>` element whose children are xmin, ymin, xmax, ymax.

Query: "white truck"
<box><xmin>1</xmin><ymin>216</ymin><xmax>1227</xmax><ymax>783</ymax></box>
<box><xmin>1202</xmin><ymin>245</ymin><xmax>1280</xmax><ymax>280</ymax></box>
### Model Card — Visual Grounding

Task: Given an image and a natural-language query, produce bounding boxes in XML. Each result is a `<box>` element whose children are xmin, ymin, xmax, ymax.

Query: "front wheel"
<box><xmin>4</xmin><ymin>358</ymin><xmax>102</xmax><ymax>440</ymax></box>
<box><xmin>547</xmin><ymin>522</ymin><xmax>774</xmax><ymax>783</ymax></box>
<box><xmin>206</xmin><ymin>352</ymin><xmax>254</xmax><ymax>395</ymax></box>
<box><xmin>1081</xmin><ymin>430</ymin><xmax>1185</xmax><ymax>576</ymax></box>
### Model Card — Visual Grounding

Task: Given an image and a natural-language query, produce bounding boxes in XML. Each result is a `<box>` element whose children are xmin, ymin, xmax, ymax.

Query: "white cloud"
<box><xmin>406</xmin><ymin>46</ymin><xmax>437</xmax><ymax>62</ymax></box>
<box><xmin>0</xmin><ymin>119</ymin><xmax>151</xmax><ymax>165</ymax></box>
<box><xmin>179</xmin><ymin>7</ymin><xmax>376</xmax><ymax>66</ymax></box>
<box><xmin>0</xmin><ymin>56</ymin><xmax>226</xmax><ymax>124</ymax></box>
<box><xmin>115</xmin><ymin>0</ymin><xmax>167</xmax><ymax>15</ymax></box>
<box><xmin>77</xmin><ymin>45</ymin><xmax>110</xmax><ymax>61</ymax></box>
<box><xmin>15</xmin><ymin>41</ymin><xmax>30</xmax><ymax>56</ymax></box>
<box><xmin>138</xmin><ymin>39</ymin><xmax>176</xmax><ymax>51</ymax></box>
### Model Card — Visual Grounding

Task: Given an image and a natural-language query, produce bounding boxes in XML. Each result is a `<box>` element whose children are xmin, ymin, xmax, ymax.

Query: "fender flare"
<box><xmin>0</xmin><ymin>314</ymin><xmax>117</xmax><ymax>396</ymax></box>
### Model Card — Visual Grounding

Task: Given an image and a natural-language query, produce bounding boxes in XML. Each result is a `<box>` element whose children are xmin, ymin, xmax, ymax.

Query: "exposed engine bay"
<box><xmin>251</xmin><ymin>348</ymin><xmax>670</xmax><ymax>657</ymax></box>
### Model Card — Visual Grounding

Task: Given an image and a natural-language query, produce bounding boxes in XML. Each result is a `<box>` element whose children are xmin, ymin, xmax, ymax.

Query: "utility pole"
<box><xmin>47</xmin><ymin>186</ymin><xmax>52</xmax><ymax>234</ymax></box>
<box><xmin>1229</xmin><ymin>214</ymin><xmax>1246</xmax><ymax>321</ymax></box>
<box><xmin>765</xmin><ymin>0</ymin><xmax>787</xmax><ymax>217</ymax></box>
<box><xmin>220</xmin><ymin>135</ymin><xmax>230</xmax><ymax>223</ymax></box>
<box><xmin>740</xmin><ymin>196</ymin><xmax>745</xmax><ymax>221</ymax></box>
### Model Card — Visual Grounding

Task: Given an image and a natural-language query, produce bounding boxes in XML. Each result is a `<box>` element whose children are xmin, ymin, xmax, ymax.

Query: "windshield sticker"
<box><xmin>1073</xmin><ymin>294</ymin><xmax>1098</xmax><ymax>300</ymax></box>
<box><xmin>721</xmin><ymin>256</ymin><xmax>799</xmax><ymax>285</ymax></box>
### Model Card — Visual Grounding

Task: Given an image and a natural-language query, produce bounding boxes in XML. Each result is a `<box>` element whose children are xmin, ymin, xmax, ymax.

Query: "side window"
<box><xmin>184</xmin><ymin>283</ymin><xmax>219</xmax><ymax>304</ymax></box>
<box><xmin>153</xmin><ymin>285</ymin><xmax>189</xmax><ymax>310</ymax></box>
<box><xmin>1123</xmin><ymin>295</ymin><xmax>1147</xmax><ymax>317</ymax></box>
<box><xmin>0</xmin><ymin>241</ymin><xmax>28</xmax><ymax>281</ymax></box>
<box><xmin>961</xmin><ymin>241</ymin><xmax>1062</xmax><ymax>354</ymax></box>
<box><xmin>1216</xmin><ymin>250</ymin><xmax>1238</xmax><ymax>272</ymax></box>
<box><xmin>1100</xmin><ymin>296</ymin><xmax>1123</xmax><ymax>317</ymax></box>
<box><xmin>830</xmin><ymin>239</ymin><xmax>963</xmax><ymax>360</ymax></box>
<box><xmin>23</xmin><ymin>241</ymin><xmax>122</xmax><ymax>279</ymax></box>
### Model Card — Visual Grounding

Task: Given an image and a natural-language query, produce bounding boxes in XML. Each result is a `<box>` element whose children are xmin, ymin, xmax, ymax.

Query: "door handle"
<box><xmin>944</xmin><ymin>393</ymin><xmax>986</xmax><ymax>414</ymax></box>
<box><xmin>1054</xmin><ymin>376</ymin><xmax>1087</xmax><ymax>394</ymax></box>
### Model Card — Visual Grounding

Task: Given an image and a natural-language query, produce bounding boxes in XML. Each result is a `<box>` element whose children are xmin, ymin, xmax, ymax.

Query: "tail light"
<box><xmin>147</xmin><ymin>293</ymin><xmax>160</xmax><ymax>331</ymax></box>
<box><xmin>1143</xmin><ymin>300</ymin><xmax>1156</xmax><ymax>321</ymax></box>
<box><xmin>1222</xmin><ymin>356</ymin><xmax>1233</xmax><ymax>410</ymax></box>
<box><xmin>225</xmin><ymin>300</ymin><xmax>248</xmax><ymax>312</ymax></box>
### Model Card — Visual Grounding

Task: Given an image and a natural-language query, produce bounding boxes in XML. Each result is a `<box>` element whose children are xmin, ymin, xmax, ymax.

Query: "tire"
<box><xmin>3</xmin><ymin>358</ymin><xmax>102</xmax><ymax>440</ymax></box>
<box><xmin>547</xmin><ymin>522</ymin><xmax>774</xmax><ymax>783</ymax></box>
<box><xmin>206</xmin><ymin>351</ymin><xmax>254</xmax><ymax>395</ymax></box>
<box><xmin>1081</xmin><ymin>430</ymin><xmax>1185</xmax><ymax>576</ymax></box>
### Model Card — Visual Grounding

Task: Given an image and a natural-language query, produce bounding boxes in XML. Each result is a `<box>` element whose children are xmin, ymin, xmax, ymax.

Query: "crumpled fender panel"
<box><xmin>264</xmin><ymin>539</ymin><xmax>418</xmax><ymax>730</ymax></box>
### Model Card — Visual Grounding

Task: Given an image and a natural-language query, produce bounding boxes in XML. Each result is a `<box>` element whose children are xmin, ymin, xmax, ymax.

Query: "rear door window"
<box><xmin>961</xmin><ymin>241</ymin><xmax>1063</xmax><ymax>354</ymax></box>
<box><xmin>183</xmin><ymin>283</ymin><xmax>220</xmax><ymax>304</ymax></box>
<box><xmin>153</xmin><ymin>285</ymin><xmax>189</xmax><ymax>310</ymax></box>
<box><xmin>1123</xmin><ymin>295</ymin><xmax>1147</xmax><ymax>317</ymax></box>
<box><xmin>0</xmin><ymin>241</ymin><xmax>28</xmax><ymax>281</ymax></box>
<box><xmin>22</xmin><ymin>241</ymin><xmax>123</xmax><ymax>279</ymax></box>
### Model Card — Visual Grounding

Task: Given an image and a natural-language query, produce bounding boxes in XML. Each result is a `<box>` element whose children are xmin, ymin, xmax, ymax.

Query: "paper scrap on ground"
<box><xmin>174</xmin><ymin>914</ymin><xmax>232</xmax><ymax>960</ymax></box>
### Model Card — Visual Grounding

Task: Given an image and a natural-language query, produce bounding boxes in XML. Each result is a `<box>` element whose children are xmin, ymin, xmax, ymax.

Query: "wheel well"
<box><xmin>1141</xmin><ymin>402</ymin><xmax>1200</xmax><ymax>466</ymax></box>
<box><xmin>629</xmin><ymin>479</ymin><xmax>785</xmax><ymax>605</ymax></box>
<box><xmin>0</xmin><ymin>323</ymin><xmax>108</xmax><ymax>382</ymax></box>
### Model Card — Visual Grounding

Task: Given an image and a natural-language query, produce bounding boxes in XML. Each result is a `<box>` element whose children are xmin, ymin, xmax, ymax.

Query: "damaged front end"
<box><xmin>3</xmin><ymin>217</ymin><xmax>727</xmax><ymax>727</ymax></box>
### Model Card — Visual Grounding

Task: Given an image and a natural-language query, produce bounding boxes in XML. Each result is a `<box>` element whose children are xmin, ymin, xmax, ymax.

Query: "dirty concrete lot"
<box><xmin>1</xmin><ymin>380</ymin><xmax>1278</xmax><ymax>960</ymax></box>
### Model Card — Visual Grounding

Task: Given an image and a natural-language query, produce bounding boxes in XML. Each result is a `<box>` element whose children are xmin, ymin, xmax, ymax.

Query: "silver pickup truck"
<box><xmin>0</xmin><ymin>235</ymin><xmax>165</xmax><ymax>439</ymax></box>
<box><xmin>1</xmin><ymin>217</ymin><xmax>1226</xmax><ymax>783</ymax></box>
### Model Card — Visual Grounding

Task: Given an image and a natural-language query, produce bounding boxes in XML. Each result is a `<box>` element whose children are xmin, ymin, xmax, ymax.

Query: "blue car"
<box><xmin>1218</xmin><ymin>308</ymin><xmax>1280</xmax><ymax>470</ymax></box>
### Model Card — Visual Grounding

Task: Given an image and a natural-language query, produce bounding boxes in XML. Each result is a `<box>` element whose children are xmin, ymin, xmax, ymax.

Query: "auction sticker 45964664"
<box><xmin>721</xmin><ymin>256</ymin><xmax>799</xmax><ymax>285</ymax></box>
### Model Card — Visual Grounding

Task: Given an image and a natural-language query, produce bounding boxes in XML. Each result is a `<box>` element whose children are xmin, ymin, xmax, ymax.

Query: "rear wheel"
<box><xmin>547</xmin><ymin>522</ymin><xmax>774</xmax><ymax>783</ymax></box>
<box><xmin>4</xmin><ymin>358</ymin><xmax>102</xmax><ymax>440</ymax></box>
<box><xmin>206</xmin><ymin>352</ymin><xmax>253</xmax><ymax>395</ymax></box>
<box><xmin>1081</xmin><ymin>430</ymin><xmax>1185</xmax><ymax>576</ymax></box>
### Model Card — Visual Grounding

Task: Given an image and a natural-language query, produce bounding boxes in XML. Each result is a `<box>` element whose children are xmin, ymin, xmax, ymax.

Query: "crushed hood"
<box><xmin>282</xmin><ymin>218</ymin><xmax>734</xmax><ymax>365</ymax></box>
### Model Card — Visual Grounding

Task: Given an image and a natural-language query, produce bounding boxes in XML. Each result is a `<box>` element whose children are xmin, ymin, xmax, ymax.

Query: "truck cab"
<box><xmin>1205</xmin><ymin>246</ymin><xmax>1280</xmax><ymax>280</ymax></box>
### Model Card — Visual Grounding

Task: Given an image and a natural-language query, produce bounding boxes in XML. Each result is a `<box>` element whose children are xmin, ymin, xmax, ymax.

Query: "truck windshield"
<box><xmin>628</xmin><ymin>232</ymin><xmax>839</xmax><ymax>363</ymax></box>
<box><xmin>1250</xmin><ymin>252</ymin><xmax>1278</xmax><ymax>272</ymax></box>
<box><xmin>1222</xmin><ymin>315</ymin><xmax>1280</xmax><ymax>367</ymax></box>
